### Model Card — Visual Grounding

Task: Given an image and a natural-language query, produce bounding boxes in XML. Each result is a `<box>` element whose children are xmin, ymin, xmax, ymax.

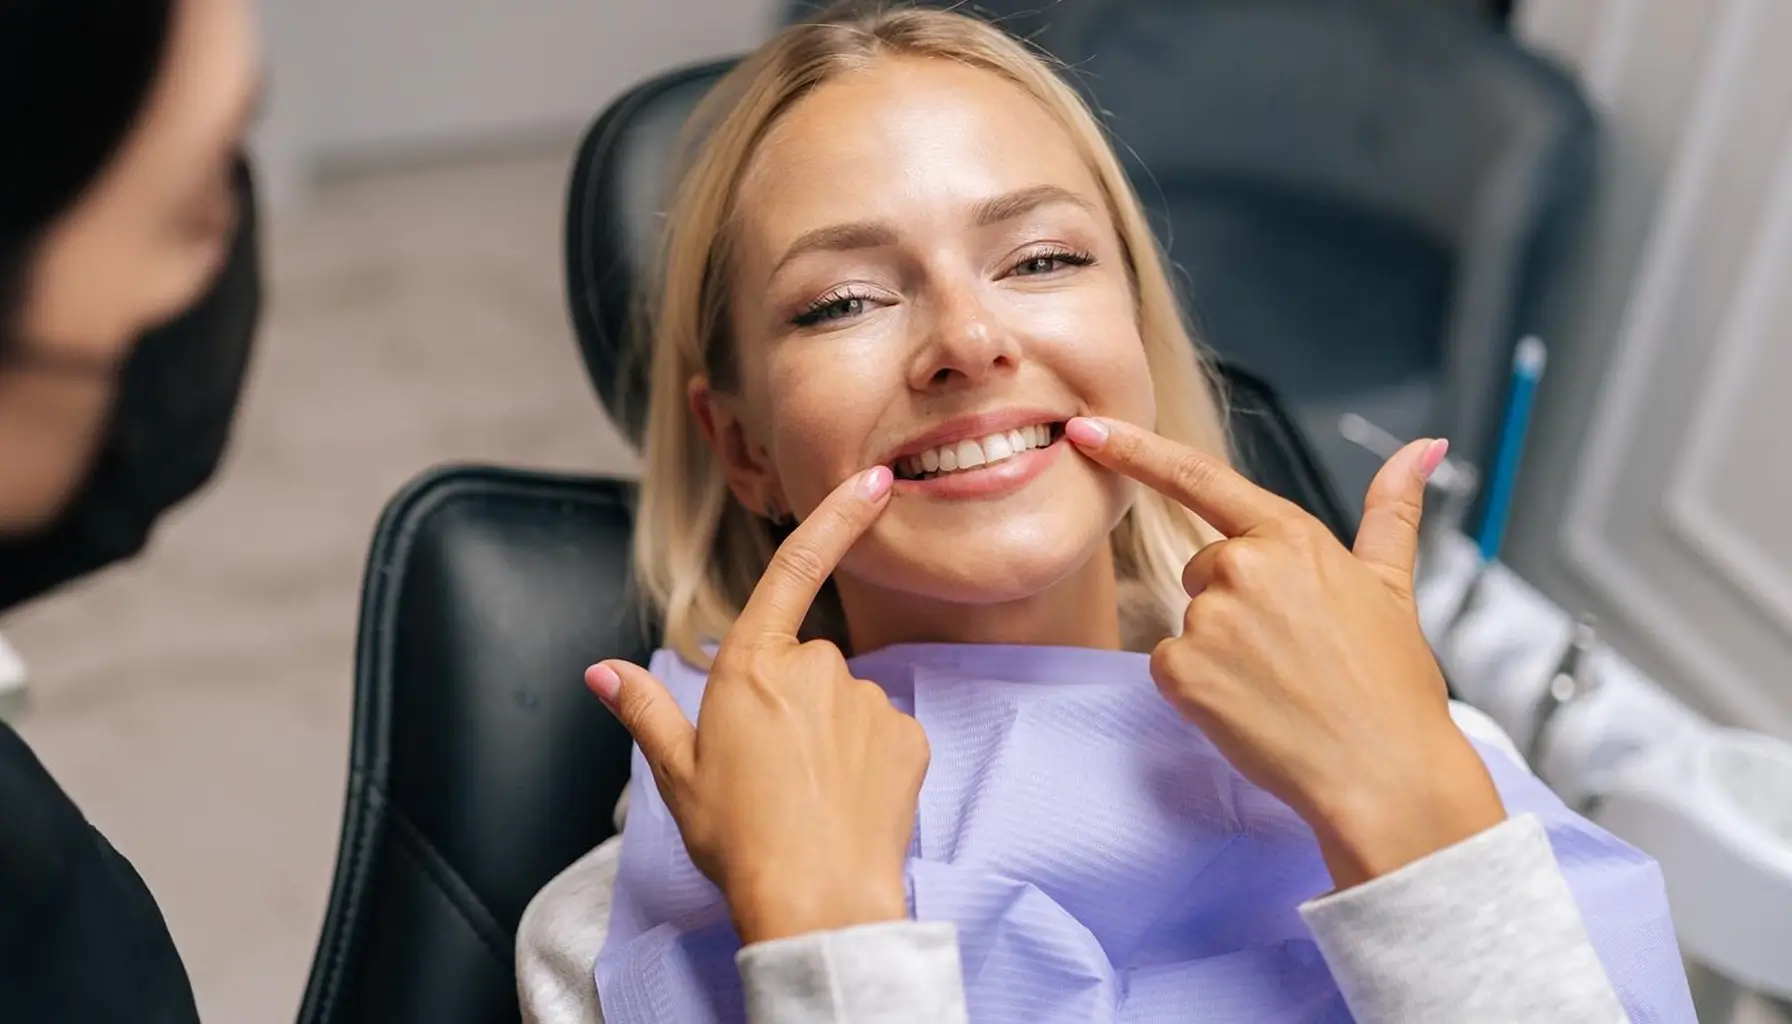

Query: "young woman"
<box><xmin>519</xmin><ymin>7</ymin><xmax>1693</xmax><ymax>1022</ymax></box>
<box><xmin>0</xmin><ymin>0</ymin><xmax>263</xmax><ymax>1018</ymax></box>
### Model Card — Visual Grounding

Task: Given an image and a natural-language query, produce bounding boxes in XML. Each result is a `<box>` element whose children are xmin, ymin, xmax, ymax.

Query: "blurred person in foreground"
<box><xmin>0</xmin><ymin>0</ymin><xmax>262</xmax><ymax>1019</ymax></box>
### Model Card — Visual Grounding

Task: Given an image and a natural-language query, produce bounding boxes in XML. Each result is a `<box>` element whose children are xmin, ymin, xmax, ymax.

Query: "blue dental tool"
<box><xmin>1475</xmin><ymin>335</ymin><xmax>1547</xmax><ymax>563</ymax></box>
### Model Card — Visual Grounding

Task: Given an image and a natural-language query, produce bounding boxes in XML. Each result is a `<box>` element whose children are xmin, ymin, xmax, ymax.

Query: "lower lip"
<box><xmin>891</xmin><ymin>439</ymin><xmax>1063</xmax><ymax>500</ymax></box>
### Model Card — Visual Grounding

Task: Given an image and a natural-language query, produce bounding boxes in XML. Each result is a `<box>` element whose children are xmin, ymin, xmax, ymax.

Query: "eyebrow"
<box><xmin>771</xmin><ymin>184</ymin><xmax>1097</xmax><ymax>275</ymax></box>
<box><xmin>971</xmin><ymin>184</ymin><xmax>1096</xmax><ymax>227</ymax></box>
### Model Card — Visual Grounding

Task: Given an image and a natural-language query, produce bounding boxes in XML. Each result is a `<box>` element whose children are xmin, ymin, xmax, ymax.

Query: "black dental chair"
<box><xmin>295</xmin><ymin>58</ymin><xmax>1351</xmax><ymax>1024</ymax></box>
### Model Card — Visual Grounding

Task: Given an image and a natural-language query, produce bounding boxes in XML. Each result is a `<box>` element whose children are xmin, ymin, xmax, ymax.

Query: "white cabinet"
<box><xmin>1509</xmin><ymin>0</ymin><xmax>1792</xmax><ymax>738</ymax></box>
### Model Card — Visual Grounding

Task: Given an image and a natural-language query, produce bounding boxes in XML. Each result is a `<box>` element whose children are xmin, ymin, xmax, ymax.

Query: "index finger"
<box><xmin>1065</xmin><ymin>416</ymin><xmax>1294</xmax><ymax>536</ymax></box>
<box><xmin>732</xmin><ymin>465</ymin><xmax>895</xmax><ymax>639</ymax></box>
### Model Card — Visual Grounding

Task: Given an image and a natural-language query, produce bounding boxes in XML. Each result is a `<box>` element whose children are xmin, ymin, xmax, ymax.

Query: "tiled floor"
<box><xmin>3</xmin><ymin>143</ymin><xmax>635</xmax><ymax>1023</ymax></box>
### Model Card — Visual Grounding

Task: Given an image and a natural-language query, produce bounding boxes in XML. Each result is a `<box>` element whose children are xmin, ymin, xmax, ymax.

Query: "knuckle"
<box><xmin>775</xmin><ymin>540</ymin><xmax>832</xmax><ymax>590</ymax></box>
<box><xmin>902</xmin><ymin>719</ymin><xmax>932</xmax><ymax>764</ymax></box>
<box><xmin>612</xmin><ymin>678</ymin><xmax>658</xmax><ymax>731</ymax></box>
<box><xmin>1208</xmin><ymin>540</ymin><xmax>1256</xmax><ymax>581</ymax></box>
<box><xmin>797</xmin><ymin>641</ymin><xmax>847</xmax><ymax>679</ymax></box>
<box><xmin>1170</xmin><ymin>452</ymin><xmax>1222</xmax><ymax>500</ymax></box>
<box><xmin>856</xmin><ymin>676</ymin><xmax>894</xmax><ymax>707</ymax></box>
<box><xmin>1385</xmin><ymin>493</ymin><xmax>1425</xmax><ymax>534</ymax></box>
<box><xmin>1148</xmin><ymin>637</ymin><xmax>1187</xmax><ymax>686</ymax></box>
<box><xmin>1180</xmin><ymin>600</ymin><xmax>1202</xmax><ymax>637</ymax></box>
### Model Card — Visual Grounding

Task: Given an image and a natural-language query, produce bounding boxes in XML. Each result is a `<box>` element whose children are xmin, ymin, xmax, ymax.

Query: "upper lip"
<box><xmin>882</xmin><ymin>408</ymin><xmax>1069</xmax><ymax>465</ymax></box>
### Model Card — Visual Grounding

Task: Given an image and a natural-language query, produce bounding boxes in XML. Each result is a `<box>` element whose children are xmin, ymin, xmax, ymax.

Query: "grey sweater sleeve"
<box><xmin>735</xmin><ymin>815</ymin><xmax>1627</xmax><ymax>1024</ymax></box>
<box><xmin>1299</xmin><ymin>813</ymin><xmax>1629</xmax><ymax>1023</ymax></box>
<box><xmin>519</xmin><ymin>793</ymin><xmax>1628</xmax><ymax>1023</ymax></box>
<box><xmin>735</xmin><ymin>921</ymin><xmax>969</xmax><ymax>1024</ymax></box>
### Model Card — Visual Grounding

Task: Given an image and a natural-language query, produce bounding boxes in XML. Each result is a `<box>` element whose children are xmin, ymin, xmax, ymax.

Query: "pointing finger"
<box><xmin>1353</xmin><ymin>438</ymin><xmax>1447</xmax><ymax>596</ymax></box>
<box><xmin>588</xmin><ymin>660</ymin><xmax>695</xmax><ymax>787</ymax></box>
<box><xmin>1065</xmin><ymin>416</ymin><xmax>1295</xmax><ymax>537</ymax></box>
<box><xmin>733</xmin><ymin>466</ymin><xmax>894</xmax><ymax>640</ymax></box>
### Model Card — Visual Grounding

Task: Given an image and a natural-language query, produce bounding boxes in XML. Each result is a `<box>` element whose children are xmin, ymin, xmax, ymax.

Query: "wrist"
<box><xmin>727</xmin><ymin>864</ymin><xmax>909</xmax><ymax>946</ymax></box>
<box><xmin>1308</xmin><ymin>734</ymin><xmax>1506</xmax><ymax>891</ymax></box>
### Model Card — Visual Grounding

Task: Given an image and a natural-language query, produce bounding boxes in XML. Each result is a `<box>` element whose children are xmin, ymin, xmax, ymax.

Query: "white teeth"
<box><xmin>955</xmin><ymin>439</ymin><xmax>986</xmax><ymax>469</ymax></box>
<box><xmin>898</xmin><ymin>422</ymin><xmax>1057</xmax><ymax>480</ymax></box>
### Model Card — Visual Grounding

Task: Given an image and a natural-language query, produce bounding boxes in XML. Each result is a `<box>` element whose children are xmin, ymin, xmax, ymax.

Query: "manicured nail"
<box><xmin>1065</xmin><ymin>417</ymin><xmax>1110</xmax><ymax>448</ymax></box>
<box><xmin>586</xmin><ymin>663</ymin><xmax>621</xmax><ymax>709</ymax></box>
<box><xmin>860</xmin><ymin>465</ymin><xmax>893</xmax><ymax>500</ymax></box>
<box><xmin>1419</xmin><ymin>439</ymin><xmax>1450</xmax><ymax>481</ymax></box>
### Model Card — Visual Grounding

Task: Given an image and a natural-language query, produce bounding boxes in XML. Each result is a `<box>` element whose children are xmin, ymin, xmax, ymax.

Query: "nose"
<box><xmin>907</xmin><ymin>284</ymin><xmax>1020</xmax><ymax>392</ymax></box>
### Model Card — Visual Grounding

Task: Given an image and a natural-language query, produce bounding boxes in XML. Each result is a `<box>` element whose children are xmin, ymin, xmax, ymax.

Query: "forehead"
<box><xmin>734</xmin><ymin>57</ymin><xmax>1104</xmax><ymax>244</ymax></box>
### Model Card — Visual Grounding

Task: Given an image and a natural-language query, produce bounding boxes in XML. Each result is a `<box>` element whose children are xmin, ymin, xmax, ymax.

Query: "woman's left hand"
<box><xmin>1066</xmin><ymin>416</ymin><xmax>1505</xmax><ymax>889</ymax></box>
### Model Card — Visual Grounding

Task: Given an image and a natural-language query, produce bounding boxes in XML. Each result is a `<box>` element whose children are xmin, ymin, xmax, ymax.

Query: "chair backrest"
<box><xmin>297</xmin><ymin>468</ymin><xmax>650</xmax><ymax>1024</ymax></box>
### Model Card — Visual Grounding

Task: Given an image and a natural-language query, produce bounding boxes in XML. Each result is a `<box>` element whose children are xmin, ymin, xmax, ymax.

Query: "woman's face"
<box><xmin>706</xmin><ymin>57</ymin><xmax>1156</xmax><ymax>616</ymax></box>
<box><xmin>0</xmin><ymin>0</ymin><xmax>260</xmax><ymax>530</ymax></box>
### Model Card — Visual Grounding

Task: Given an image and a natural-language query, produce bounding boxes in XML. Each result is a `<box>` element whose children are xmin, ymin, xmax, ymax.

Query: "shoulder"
<box><xmin>516</xmin><ymin>834</ymin><xmax>625</xmax><ymax>1024</ymax></box>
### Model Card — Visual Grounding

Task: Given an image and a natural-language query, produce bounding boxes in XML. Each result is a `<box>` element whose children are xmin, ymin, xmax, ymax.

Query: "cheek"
<box><xmin>1016</xmin><ymin>281</ymin><xmax>1157</xmax><ymax>424</ymax></box>
<box><xmin>761</xmin><ymin>346</ymin><xmax>895</xmax><ymax>510</ymax></box>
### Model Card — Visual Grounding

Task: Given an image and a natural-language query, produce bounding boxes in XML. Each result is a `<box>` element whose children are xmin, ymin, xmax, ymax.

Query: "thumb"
<box><xmin>1353</xmin><ymin>438</ymin><xmax>1448</xmax><ymax>595</ymax></box>
<box><xmin>587</xmin><ymin>660</ymin><xmax>695</xmax><ymax>786</ymax></box>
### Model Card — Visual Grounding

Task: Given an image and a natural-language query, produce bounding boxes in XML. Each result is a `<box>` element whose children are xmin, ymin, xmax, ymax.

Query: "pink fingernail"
<box><xmin>1065</xmin><ymin>417</ymin><xmax>1109</xmax><ymax>448</ymax></box>
<box><xmin>859</xmin><ymin>465</ymin><xmax>893</xmax><ymax>500</ymax></box>
<box><xmin>586</xmin><ymin>663</ymin><xmax>621</xmax><ymax>709</ymax></box>
<box><xmin>1419</xmin><ymin>439</ymin><xmax>1450</xmax><ymax>481</ymax></box>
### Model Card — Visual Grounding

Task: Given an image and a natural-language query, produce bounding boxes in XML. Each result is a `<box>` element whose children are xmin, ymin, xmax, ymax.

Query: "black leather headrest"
<box><xmin>566</xmin><ymin>58</ymin><xmax>736</xmax><ymax>447</ymax></box>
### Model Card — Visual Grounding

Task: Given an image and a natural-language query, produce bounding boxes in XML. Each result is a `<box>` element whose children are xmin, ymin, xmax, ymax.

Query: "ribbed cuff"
<box><xmin>736</xmin><ymin>920</ymin><xmax>967</xmax><ymax>1023</ymax></box>
<box><xmin>1300</xmin><ymin>814</ymin><xmax>1627</xmax><ymax>1023</ymax></box>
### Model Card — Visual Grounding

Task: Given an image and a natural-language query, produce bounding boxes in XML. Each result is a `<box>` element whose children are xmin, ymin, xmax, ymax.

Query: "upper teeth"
<box><xmin>899</xmin><ymin>423</ymin><xmax>1054</xmax><ymax>478</ymax></box>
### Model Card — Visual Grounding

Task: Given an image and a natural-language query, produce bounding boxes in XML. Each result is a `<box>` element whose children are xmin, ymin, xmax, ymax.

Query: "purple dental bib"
<box><xmin>596</xmin><ymin>643</ymin><xmax>1690</xmax><ymax>1022</ymax></box>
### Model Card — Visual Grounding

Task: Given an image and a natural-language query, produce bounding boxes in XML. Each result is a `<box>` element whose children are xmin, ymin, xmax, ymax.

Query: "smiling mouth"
<box><xmin>893</xmin><ymin>422</ymin><xmax>1064</xmax><ymax>481</ymax></box>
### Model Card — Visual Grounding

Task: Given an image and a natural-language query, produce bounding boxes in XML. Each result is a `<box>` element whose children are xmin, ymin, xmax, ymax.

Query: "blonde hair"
<box><xmin>632</xmin><ymin>4</ymin><xmax>1230</xmax><ymax>665</ymax></box>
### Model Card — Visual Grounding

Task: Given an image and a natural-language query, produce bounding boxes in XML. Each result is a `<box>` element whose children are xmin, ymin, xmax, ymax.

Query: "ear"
<box><xmin>689</xmin><ymin>376</ymin><xmax>783</xmax><ymax>519</ymax></box>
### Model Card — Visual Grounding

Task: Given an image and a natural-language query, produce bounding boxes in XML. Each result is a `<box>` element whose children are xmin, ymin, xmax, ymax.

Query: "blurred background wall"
<box><xmin>251</xmin><ymin>0</ymin><xmax>783</xmax><ymax>213</ymax></box>
<box><xmin>1510</xmin><ymin>0</ymin><xmax>1792</xmax><ymax>739</ymax></box>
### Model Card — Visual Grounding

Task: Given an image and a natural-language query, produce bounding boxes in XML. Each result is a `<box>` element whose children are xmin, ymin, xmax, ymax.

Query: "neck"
<box><xmin>836</xmin><ymin>545</ymin><xmax>1124</xmax><ymax>656</ymax></box>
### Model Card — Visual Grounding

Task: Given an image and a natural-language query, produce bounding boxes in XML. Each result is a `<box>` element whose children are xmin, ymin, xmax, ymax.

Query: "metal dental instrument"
<box><xmin>1527</xmin><ymin>615</ymin><xmax>1601</xmax><ymax>771</ymax></box>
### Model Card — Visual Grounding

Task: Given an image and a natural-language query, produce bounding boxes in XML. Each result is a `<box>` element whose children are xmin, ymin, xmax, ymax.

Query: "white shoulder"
<box><xmin>516</xmin><ymin>833</ymin><xmax>625</xmax><ymax>1024</ymax></box>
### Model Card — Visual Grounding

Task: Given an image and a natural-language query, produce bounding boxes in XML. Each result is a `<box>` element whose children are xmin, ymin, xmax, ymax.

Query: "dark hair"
<box><xmin>0</xmin><ymin>0</ymin><xmax>175</xmax><ymax>356</ymax></box>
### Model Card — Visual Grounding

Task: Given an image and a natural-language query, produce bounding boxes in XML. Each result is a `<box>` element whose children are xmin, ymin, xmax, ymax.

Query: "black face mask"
<box><xmin>0</xmin><ymin>159</ymin><xmax>262</xmax><ymax>613</ymax></box>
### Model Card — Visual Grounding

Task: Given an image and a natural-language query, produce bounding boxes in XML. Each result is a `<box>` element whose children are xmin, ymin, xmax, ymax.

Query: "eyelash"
<box><xmin>790</xmin><ymin>246</ymin><xmax>1097</xmax><ymax>328</ymax></box>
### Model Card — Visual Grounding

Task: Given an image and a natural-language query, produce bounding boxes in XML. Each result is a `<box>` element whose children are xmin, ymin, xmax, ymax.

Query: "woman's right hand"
<box><xmin>587</xmin><ymin>465</ymin><xmax>930</xmax><ymax>946</ymax></box>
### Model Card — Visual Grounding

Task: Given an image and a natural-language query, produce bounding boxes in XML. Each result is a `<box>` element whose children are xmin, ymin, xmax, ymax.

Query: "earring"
<box><xmin>763</xmin><ymin>496</ymin><xmax>795</xmax><ymax>527</ymax></box>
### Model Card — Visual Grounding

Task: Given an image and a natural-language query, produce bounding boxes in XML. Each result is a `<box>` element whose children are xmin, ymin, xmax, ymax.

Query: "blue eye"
<box><xmin>793</xmin><ymin>292</ymin><xmax>869</xmax><ymax>327</ymax></box>
<box><xmin>1012</xmin><ymin>248</ymin><xmax>1095</xmax><ymax>276</ymax></box>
